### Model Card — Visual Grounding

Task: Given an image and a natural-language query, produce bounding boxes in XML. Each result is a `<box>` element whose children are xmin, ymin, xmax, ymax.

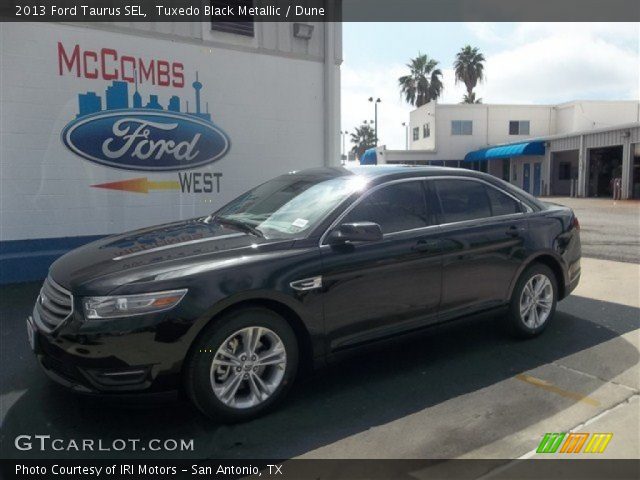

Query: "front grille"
<box><xmin>36</xmin><ymin>276</ymin><xmax>73</xmax><ymax>331</ymax></box>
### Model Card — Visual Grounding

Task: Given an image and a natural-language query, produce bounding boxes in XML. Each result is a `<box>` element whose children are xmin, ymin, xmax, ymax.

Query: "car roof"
<box><xmin>286</xmin><ymin>165</ymin><xmax>545</xmax><ymax>210</ymax></box>
<box><xmin>348</xmin><ymin>164</ymin><xmax>462</xmax><ymax>179</ymax></box>
<box><xmin>289</xmin><ymin>164</ymin><xmax>485</xmax><ymax>182</ymax></box>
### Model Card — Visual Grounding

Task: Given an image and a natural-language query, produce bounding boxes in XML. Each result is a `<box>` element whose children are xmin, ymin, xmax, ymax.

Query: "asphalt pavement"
<box><xmin>545</xmin><ymin>197</ymin><xmax>640</xmax><ymax>264</ymax></box>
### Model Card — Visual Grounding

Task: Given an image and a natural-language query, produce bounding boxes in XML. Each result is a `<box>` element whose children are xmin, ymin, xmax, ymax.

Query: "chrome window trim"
<box><xmin>381</xmin><ymin>223</ymin><xmax>440</xmax><ymax>239</ymax></box>
<box><xmin>319</xmin><ymin>175</ymin><xmax>530</xmax><ymax>247</ymax></box>
<box><xmin>435</xmin><ymin>211</ymin><xmax>526</xmax><ymax>230</ymax></box>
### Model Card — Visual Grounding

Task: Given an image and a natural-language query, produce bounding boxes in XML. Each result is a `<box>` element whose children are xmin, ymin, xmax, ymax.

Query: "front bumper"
<box><xmin>27</xmin><ymin>308</ymin><xmax>190</xmax><ymax>396</ymax></box>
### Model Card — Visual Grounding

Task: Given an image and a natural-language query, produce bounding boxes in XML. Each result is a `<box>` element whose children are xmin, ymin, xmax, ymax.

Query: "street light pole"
<box><xmin>402</xmin><ymin>122</ymin><xmax>408</xmax><ymax>150</ymax></box>
<box><xmin>368</xmin><ymin>97</ymin><xmax>381</xmax><ymax>146</ymax></box>
<box><xmin>340</xmin><ymin>130</ymin><xmax>349</xmax><ymax>161</ymax></box>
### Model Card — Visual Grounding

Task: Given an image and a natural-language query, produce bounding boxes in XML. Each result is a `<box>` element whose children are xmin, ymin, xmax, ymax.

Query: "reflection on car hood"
<box><xmin>49</xmin><ymin>217</ymin><xmax>293</xmax><ymax>293</ymax></box>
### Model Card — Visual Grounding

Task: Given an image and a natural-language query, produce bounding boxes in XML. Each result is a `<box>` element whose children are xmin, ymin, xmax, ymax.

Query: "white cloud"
<box><xmin>341</xmin><ymin>63</ymin><xmax>412</xmax><ymax>153</ymax></box>
<box><xmin>464</xmin><ymin>23</ymin><xmax>503</xmax><ymax>43</ymax></box>
<box><xmin>341</xmin><ymin>23</ymin><xmax>639</xmax><ymax>150</ymax></box>
<box><xmin>513</xmin><ymin>23</ymin><xmax>639</xmax><ymax>46</ymax></box>
<box><xmin>475</xmin><ymin>24</ymin><xmax>640</xmax><ymax>103</ymax></box>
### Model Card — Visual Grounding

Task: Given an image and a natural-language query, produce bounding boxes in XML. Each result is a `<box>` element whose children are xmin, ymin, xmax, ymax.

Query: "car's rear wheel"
<box><xmin>185</xmin><ymin>307</ymin><xmax>298</xmax><ymax>422</ymax></box>
<box><xmin>506</xmin><ymin>263</ymin><xmax>558</xmax><ymax>338</ymax></box>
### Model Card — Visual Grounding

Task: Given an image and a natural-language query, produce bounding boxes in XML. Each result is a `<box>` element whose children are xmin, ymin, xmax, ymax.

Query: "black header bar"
<box><xmin>1</xmin><ymin>0</ymin><xmax>639</xmax><ymax>22</ymax></box>
<box><xmin>2</xmin><ymin>459</ymin><xmax>640</xmax><ymax>480</ymax></box>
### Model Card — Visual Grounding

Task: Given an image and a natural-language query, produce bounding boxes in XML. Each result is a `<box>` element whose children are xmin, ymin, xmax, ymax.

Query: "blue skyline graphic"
<box><xmin>76</xmin><ymin>72</ymin><xmax>212</xmax><ymax>122</ymax></box>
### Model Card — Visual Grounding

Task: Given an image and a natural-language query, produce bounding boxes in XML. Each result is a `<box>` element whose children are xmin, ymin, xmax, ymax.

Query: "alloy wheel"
<box><xmin>209</xmin><ymin>326</ymin><xmax>287</xmax><ymax>409</ymax></box>
<box><xmin>519</xmin><ymin>274</ymin><xmax>554</xmax><ymax>328</ymax></box>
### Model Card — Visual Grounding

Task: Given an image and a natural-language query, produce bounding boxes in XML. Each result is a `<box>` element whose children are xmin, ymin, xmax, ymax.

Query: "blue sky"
<box><xmin>344</xmin><ymin>23</ymin><xmax>516</xmax><ymax>70</ymax></box>
<box><xmin>341</xmin><ymin>23</ymin><xmax>640</xmax><ymax>149</ymax></box>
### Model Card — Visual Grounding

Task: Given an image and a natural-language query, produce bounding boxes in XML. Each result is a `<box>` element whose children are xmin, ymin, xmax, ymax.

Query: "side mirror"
<box><xmin>327</xmin><ymin>222</ymin><xmax>383</xmax><ymax>245</ymax></box>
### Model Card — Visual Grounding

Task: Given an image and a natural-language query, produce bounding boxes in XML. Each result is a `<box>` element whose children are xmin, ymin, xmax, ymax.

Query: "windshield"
<box><xmin>213</xmin><ymin>174</ymin><xmax>368</xmax><ymax>239</ymax></box>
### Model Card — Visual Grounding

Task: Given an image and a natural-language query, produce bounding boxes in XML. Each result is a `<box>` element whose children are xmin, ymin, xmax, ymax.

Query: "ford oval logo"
<box><xmin>61</xmin><ymin>110</ymin><xmax>231</xmax><ymax>171</ymax></box>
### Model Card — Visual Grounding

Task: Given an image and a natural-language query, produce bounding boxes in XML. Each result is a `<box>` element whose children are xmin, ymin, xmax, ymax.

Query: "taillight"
<box><xmin>571</xmin><ymin>216</ymin><xmax>580</xmax><ymax>231</ymax></box>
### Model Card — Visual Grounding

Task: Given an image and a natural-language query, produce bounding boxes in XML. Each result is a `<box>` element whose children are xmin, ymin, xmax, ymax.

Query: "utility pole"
<box><xmin>402</xmin><ymin>122</ymin><xmax>409</xmax><ymax>150</ymax></box>
<box><xmin>368</xmin><ymin>97</ymin><xmax>381</xmax><ymax>146</ymax></box>
<box><xmin>340</xmin><ymin>130</ymin><xmax>349</xmax><ymax>161</ymax></box>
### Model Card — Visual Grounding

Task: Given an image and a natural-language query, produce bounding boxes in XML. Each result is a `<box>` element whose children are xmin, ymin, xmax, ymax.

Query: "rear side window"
<box><xmin>485</xmin><ymin>186</ymin><xmax>523</xmax><ymax>216</ymax></box>
<box><xmin>433</xmin><ymin>179</ymin><xmax>491</xmax><ymax>223</ymax></box>
<box><xmin>344</xmin><ymin>181</ymin><xmax>430</xmax><ymax>234</ymax></box>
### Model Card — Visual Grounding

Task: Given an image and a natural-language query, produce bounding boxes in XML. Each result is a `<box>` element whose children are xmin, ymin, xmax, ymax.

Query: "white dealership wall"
<box><xmin>0</xmin><ymin>21</ymin><xmax>342</xmax><ymax>283</ymax></box>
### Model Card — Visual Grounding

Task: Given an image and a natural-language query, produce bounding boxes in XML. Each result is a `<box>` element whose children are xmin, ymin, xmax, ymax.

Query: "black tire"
<box><xmin>184</xmin><ymin>307</ymin><xmax>298</xmax><ymax>422</ymax></box>
<box><xmin>505</xmin><ymin>263</ymin><xmax>558</xmax><ymax>338</ymax></box>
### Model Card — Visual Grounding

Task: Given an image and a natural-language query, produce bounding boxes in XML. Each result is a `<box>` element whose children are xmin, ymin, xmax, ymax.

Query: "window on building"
<box><xmin>451</xmin><ymin>120</ymin><xmax>473</xmax><ymax>135</ymax></box>
<box><xmin>502</xmin><ymin>159</ymin><xmax>510</xmax><ymax>181</ymax></box>
<box><xmin>485</xmin><ymin>186</ymin><xmax>523</xmax><ymax>216</ymax></box>
<box><xmin>423</xmin><ymin>123</ymin><xmax>431</xmax><ymax>138</ymax></box>
<box><xmin>509</xmin><ymin>120</ymin><xmax>530</xmax><ymax>135</ymax></box>
<box><xmin>433</xmin><ymin>179</ymin><xmax>491</xmax><ymax>223</ymax></box>
<box><xmin>413</xmin><ymin>127</ymin><xmax>420</xmax><ymax>141</ymax></box>
<box><xmin>343</xmin><ymin>181</ymin><xmax>431</xmax><ymax>234</ymax></box>
<box><xmin>211</xmin><ymin>1</ymin><xmax>255</xmax><ymax>36</ymax></box>
<box><xmin>558</xmin><ymin>161</ymin><xmax>572</xmax><ymax>180</ymax></box>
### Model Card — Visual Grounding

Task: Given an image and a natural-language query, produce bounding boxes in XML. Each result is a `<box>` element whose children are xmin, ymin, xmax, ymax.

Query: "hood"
<box><xmin>49</xmin><ymin>217</ymin><xmax>292</xmax><ymax>294</ymax></box>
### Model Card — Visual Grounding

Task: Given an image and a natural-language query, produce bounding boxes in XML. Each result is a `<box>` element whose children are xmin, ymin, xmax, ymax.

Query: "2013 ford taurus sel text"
<box><xmin>27</xmin><ymin>166</ymin><xmax>581</xmax><ymax>421</ymax></box>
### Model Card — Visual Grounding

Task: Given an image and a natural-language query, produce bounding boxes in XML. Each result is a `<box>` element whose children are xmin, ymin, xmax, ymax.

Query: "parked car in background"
<box><xmin>27</xmin><ymin>166</ymin><xmax>581</xmax><ymax>421</ymax></box>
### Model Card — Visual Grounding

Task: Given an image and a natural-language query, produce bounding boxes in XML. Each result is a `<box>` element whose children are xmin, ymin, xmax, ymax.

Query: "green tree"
<box><xmin>462</xmin><ymin>92</ymin><xmax>482</xmax><ymax>104</ymax></box>
<box><xmin>454</xmin><ymin>45</ymin><xmax>486</xmax><ymax>103</ymax></box>
<box><xmin>398</xmin><ymin>54</ymin><xmax>444</xmax><ymax>107</ymax></box>
<box><xmin>350</xmin><ymin>124</ymin><xmax>376</xmax><ymax>159</ymax></box>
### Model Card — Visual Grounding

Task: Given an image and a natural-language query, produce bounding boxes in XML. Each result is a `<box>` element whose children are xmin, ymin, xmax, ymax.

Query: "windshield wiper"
<box><xmin>213</xmin><ymin>216</ymin><xmax>264</xmax><ymax>238</ymax></box>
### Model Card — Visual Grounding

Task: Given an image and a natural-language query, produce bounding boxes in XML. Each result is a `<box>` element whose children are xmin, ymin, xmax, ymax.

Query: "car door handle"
<box><xmin>412</xmin><ymin>239</ymin><xmax>440</xmax><ymax>253</ymax></box>
<box><xmin>506</xmin><ymin>225</ymin><xmax>525</xmax><ymax>237</ymax></box>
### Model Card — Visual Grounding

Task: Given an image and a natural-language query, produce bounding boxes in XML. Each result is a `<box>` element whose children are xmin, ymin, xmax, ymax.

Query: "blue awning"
<box><xmin>464</xmin><ymin>141</ymin><xmax>545</xmax><ymax>162</ymax></box>
<box><xmin>359</xmin><ymin>148</ymin><xmax>377</xmax><ymax>165</ymax></box>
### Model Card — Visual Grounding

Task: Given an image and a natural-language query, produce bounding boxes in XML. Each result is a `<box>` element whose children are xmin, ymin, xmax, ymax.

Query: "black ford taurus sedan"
<box><xmin>27</xmin><ymin>166</ymin><xmax>581</xmax><ymax>421</ymax></box>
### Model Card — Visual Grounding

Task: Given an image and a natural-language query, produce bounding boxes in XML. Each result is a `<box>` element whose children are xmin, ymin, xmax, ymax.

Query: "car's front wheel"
<box><xmin>185</xmin><ymin>307</ymin><xmax>298</xmax><ymax>422</ymax></box>
<box><xmin>506</xmin><ymin>263</ymin><xmax>558</xmax><ymax>338</ymax></box>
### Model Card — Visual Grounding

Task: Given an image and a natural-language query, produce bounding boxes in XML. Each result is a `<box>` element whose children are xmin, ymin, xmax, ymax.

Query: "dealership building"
<box><xmin>0</xmin><ymin>20</ymin><xmax>342</xmax><ymax>284</ymax></box>
<box><xmin>377</xmin><ymin>100</ymin><xmax>640</xmax><ymax>199</ymax></box>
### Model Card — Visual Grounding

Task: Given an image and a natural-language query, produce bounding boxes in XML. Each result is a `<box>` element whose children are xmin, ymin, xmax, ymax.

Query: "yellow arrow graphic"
<box><xmin>91</xmin><ymin>177</ymin><xmax>181</xmax><ymax>194</ymax></box>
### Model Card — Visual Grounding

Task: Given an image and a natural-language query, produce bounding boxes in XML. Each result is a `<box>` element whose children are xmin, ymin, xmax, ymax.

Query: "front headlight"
<box><xmin>82</xmin><ymin>289</ymin><xmax>187</xmax><ymax>319</ymax></box>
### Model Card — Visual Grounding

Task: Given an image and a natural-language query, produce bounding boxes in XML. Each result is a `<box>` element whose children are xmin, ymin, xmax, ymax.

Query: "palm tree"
<box><xmin>454</xmin><ymin>45</ymin><xmax>485</xmax><ymax>103</ymax></box>
<box><xmin>462</xmin><ymin>92</ymin><xmax>482</xmax><ymax>104</ymax></box>
<box><xmin>398</xmin><ymin>54</ymin><xmax>443</xmax><ymax>107</ymax></box>
<box><xmin>350</xmin><ymin>124</ymin><xmax>376</xmax><ymax>159</ymax></box>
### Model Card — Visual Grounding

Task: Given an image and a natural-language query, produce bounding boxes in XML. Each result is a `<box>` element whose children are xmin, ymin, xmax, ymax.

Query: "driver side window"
<box><xmin>343</xmin><ymin>181</ymin><xmax>431</xmax><ymax>234</ymax></box>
